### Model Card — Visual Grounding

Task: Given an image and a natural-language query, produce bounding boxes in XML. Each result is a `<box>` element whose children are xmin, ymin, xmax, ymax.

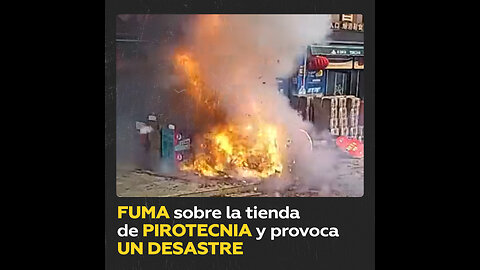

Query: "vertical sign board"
<box><xmin>306</xmin><ymin>70</ymin><xmax>327</xmax><ymax>94</ymax></box>
<box><xmin>161</xmin><ymin>127</ymin><xmax>175</xmax><ymax>159</ymax></box>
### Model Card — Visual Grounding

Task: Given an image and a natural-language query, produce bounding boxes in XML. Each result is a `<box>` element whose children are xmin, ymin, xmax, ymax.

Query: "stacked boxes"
<box><xmin>338</xmin><ymin>97</ymin><xmax>349</xmax><ymax>136</ymax></box>
<box><xmin>312</xmin><ymin>97</ymin><xmax>332</xmax><ymax>132</ymax></box>
<box><xmin>358</xmin><ymin>125</ymin><xmax>364</xmax><ymax>142</ymax></box>
<box><xmin>358</xmin><ymin>100</ymin><xmax>364</xmax><ymax>141</ymax></box>
<box><xmin>329</xmin><ymin>97</ymin><xmax>339</xmax><ymax>135</ymax></box>
<box><xmin>328</xmin><ymin>95</ymin><xmax>362</xmax><ymax>139</ymax></box>
<box><xmin>349</xmin><ymin>97</ymin><xmax>361</xmax><ymax>138</ymax></box>
<box><xmin>308</xmin><ymin>95</ymin><xmax>363</xmax><ymax>139</ymax></box>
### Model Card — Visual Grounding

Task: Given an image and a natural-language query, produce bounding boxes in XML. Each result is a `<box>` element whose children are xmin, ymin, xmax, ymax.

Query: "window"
<box><xmin>341</xmin><ymin>14</ymin><xmax>354</xmax><ymax>22</ymax></box>
<box><xmin>355</xmin><ymin>14</ymin><xmax>364</xmax><ymax>24</ymax></box>
<box><xmin>333</xmin><ymin>72</ymin><xmax>350</xmax><ymax>95</ymax></box>
<box><xmin>331</xmin><ymin>14</ymin><xmax>341</xmax><ymax>21</ymax></box>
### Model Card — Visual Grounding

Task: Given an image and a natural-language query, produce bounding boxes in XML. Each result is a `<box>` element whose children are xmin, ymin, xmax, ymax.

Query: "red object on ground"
<box><xmin>307</xmin><ymin>56</ymin><xmax>329</xmax><ymax>71</ymax></box>
<box><xmin>345</xmin><ymin>139</ymin><xmax>364</xmax><ymax>158</ymax></box>
<box><xmin>336</xmin><ymin>136</ymin><xmax>350</xmax><ymax>148</ymax></box>
<box><xmin>336</xmin><ymin>136</ymin><xmax>364</xmax><ymax>158</ymax></box>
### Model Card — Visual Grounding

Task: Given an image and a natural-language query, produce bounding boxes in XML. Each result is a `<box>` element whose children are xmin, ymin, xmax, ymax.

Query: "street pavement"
<box><xmin>116</xmin><ymin>157</ymin><xmax>363</xmax><ymax>197</ymax></box>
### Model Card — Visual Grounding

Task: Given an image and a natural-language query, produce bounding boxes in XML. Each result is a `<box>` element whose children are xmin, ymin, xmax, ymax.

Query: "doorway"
<box><xmin>332</xmin><ymin>71</ymin><xmax>351</xmax><ymax>96</ymax></box>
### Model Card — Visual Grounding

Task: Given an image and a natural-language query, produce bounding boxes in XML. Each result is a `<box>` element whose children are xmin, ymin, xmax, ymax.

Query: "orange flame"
<box><xmin>174</xmin><ymin>53</ymin><xmax>284</xmax><ymax>178</ymax></box>
<box><xmin>181</xmin><ymin>122</ymin><xmax>283</xmax><ymax>178</ymax></box>
<box><xmin>174</xmin><ymin>53</ymin><xmax>220</xmax><ymax>112</ymax></box>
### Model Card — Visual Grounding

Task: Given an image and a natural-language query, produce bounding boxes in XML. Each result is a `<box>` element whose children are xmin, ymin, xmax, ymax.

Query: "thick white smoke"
<box><xmin>175</xmin><ymin>15</ymin><xmax>361</xmax><ymax>195</ymax></box>
<box><xmin>184</xmin><ymin>15</ymin><xmax>330</xmax><ymax>122</ymax></box>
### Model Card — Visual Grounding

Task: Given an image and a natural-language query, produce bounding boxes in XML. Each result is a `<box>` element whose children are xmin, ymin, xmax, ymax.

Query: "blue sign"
<box><xmin>174</xmin><ymin>138</ymin><xmax>191</xmax><ymax>151</ymax></box>
<box><xmin>161</xmin><ymin>128</ymin><xmax>175</xmax><ymax>159</ymax></box>
<box><xmin>296</xmin><ymin>71</ymin><xmax>327</xmax><ymax>95</ymax></box>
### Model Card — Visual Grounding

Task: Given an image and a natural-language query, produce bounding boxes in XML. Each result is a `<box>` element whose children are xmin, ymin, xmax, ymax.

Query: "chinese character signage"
<box><xmin>330</xmin><ymin>21</ymin><xmax>364</xmax><ymax>32</ymax></box>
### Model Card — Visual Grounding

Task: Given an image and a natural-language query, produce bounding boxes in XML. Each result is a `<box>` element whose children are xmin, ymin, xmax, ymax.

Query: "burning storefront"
<box><xmin>116</xmin><ymin>14</ymin><xmax>364</xmax><ymax>197</ymax></box>
<box><xmin>172</xmin><ymin>51</ymin><xmax>286</xmax><ymax>179</ymax></box>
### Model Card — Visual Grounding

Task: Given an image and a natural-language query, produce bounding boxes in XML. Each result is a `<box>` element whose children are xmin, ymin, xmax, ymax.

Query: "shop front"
<box><xmin>291</xmin><ymin>44</ymin><xmax>364</xmax><ymax>99</ymax></box>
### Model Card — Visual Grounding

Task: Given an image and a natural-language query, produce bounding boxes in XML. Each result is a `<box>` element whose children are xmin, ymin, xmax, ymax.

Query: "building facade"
<box><xmin>278</xmin><ymin>14</ymin><xmax>365</xmax><ymax>100</ymax></box>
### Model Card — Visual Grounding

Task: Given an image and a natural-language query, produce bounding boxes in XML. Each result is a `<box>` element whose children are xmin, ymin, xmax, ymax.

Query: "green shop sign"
<box><xmin>311</xmin><ymin>45</ymin><xmax>364</xmax><ymax>56</ymax></box>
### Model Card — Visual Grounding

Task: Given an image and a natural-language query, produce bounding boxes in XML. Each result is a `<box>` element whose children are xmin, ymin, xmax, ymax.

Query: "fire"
<box><xmin>182</xmin><ymin>122</ymin><xmax>283</xmax><ymax>178</ymax></box>
<box><xmin>174</xmin><ymin>53</ymin><xmax>220</xmax><ymax>113</ymax></box>
<box><xmin>174</xmin><ymin>52</ymin><xmax>284</xmax><ymax>178</ymax></box>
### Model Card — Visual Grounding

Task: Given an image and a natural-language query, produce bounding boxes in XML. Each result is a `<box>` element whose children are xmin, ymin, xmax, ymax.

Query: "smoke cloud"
<box><xmin>177</xmin><ymin>15</ymin><xmax>352</xmax><ymax>193</ymax></box>
<box><xmin>182</xmin><ymin>15</ymin><xmax>330</xmax><ymax>122</ymax></box>
<box><xmin>116</xmin><ymin>15</ymin><xmax>363</xmax><ymax>196</ymax></box>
